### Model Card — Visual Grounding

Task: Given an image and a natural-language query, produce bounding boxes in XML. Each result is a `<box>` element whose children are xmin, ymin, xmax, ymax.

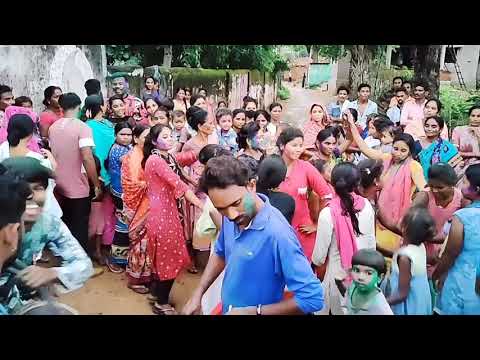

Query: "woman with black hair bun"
<box><xmin>312</xmin><ymin>162</ymin><xmax>376</xmax><ymax>315</ymax></box>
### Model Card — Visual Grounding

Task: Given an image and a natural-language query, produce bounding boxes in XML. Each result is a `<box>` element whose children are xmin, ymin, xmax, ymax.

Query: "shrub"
<box><xmin>277</xmin><ymin>85</ymin><xmax>290</xmax><ymax>100</ymax></box>
<box><xmin>439</xmin><ymin>85</ymin><xmax>480</xmax><ymax>130</ymax></box>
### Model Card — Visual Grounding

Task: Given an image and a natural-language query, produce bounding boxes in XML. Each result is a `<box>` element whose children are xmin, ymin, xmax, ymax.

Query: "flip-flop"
<box><xmin>187</xmin><ymin>266</ymin><xmax>198</xmax><ymax>274</ymax></box>
<box><xmin>147</xmin><ymin>294</ymin><xmax>158</xmax><ymax>304</ymax></box>
<box><xmin>152</xmin><ymin>303</ymin><xmax>177</xmax><ymax>315</ymax></box>
<box><xmin>128</xmin><ymin>284</ymin><xmax>150</xmax><ymax>294</ymax></box>
<box><xmin>107</xmin><ymin>261</ymin><xmax>125</xmax><ymax>274</ymax></box>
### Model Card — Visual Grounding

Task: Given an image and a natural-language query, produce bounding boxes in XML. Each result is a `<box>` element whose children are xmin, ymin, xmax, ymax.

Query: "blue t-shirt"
<box><xmin>214</xmin><ymin>193</ymin><xmax>324</xmax><ymax>314</ymax></box>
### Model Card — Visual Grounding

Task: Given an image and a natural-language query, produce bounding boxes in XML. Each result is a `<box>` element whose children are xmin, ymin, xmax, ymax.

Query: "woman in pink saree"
<box><xmin>302</xmin><ymin>104</ymin><xmax>331</xmax><ymax>151</ymax></box>
<box><xmin>345</xmin><ymin>114</ymin><xmax>427</xmax><ymax>259</ymax></box>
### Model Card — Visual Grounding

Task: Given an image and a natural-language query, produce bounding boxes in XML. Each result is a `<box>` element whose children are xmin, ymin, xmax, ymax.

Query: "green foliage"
<box><xmin>440</xmin><ymin>85</ymin><xmax>480</xmax><ymax>129</ymax></box>
<box><xmin>106</xmin><ymin>45</ymin><xmax>143</xmax><ymax>66</ymax></box>
<box><xmin>173</xmin><ymin>45</ymin><xmax>288</xmax><ymax>74</ymax></box>
<box><xmin>277</xmin><ymin>85</ymin><xmax>290</xmax><ymax>100</ymax></box>
<box><xmin>317</xmin><ymin>45</ymin><xmax>347</xmax><ymax>60</ymax></box>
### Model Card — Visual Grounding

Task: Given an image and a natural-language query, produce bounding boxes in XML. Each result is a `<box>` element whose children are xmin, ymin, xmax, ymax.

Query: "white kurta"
<box><xmin>312</xmin><ymin>200</ymin><xmax>376</xmax><ymax>315</ymax></box>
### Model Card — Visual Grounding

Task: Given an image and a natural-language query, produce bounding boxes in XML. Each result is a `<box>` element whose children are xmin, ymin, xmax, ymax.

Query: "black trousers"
<box><xmin>58</xmin><ymin>194</ymin><xmax>91</xmax><ymax>251</ymax></box>
<box><xmin>151</xmin><ymin>279</ymin><xmax>175</xmax><ymax>304</ymax></box>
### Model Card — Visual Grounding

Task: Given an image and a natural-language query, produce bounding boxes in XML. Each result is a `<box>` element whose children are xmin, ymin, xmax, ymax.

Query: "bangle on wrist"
<box><xmin>256</xmin><ymin>304</ymin><xmax>262</xmax><ymax>315</ymax></box>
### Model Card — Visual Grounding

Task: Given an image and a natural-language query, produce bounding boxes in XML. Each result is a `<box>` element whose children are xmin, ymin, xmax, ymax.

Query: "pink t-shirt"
<box><xmin>49</xmin><ymin>118</ymin><xmax>95</xmax><ymax>199</ymax></box>
<box><xmin>401</xmin><ymin>100</ymin><xmax>448</xmax><ymax>140</ymax></box>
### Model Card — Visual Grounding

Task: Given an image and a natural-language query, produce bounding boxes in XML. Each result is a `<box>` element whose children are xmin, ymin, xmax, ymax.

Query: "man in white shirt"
<box><xmin>348</xmin><ymin>83</ymin><xmax>378</xmax><ymax>130</ymax></box>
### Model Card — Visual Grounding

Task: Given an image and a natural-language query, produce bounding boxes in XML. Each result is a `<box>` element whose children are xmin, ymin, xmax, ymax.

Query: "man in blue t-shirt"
<box><xmin>182</xmin><ymin>155</ymin><xmax>324</xmax><ymax>315</ymax></box>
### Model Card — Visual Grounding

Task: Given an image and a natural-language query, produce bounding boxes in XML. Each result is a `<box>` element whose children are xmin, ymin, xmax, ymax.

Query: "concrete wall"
<box><xmin>0</xmin><ymin>45</ymin><xmax>107</xmax><ymax>113</ymax></box>
<box><xmin>444</xmin><ymin>45</ymin><xmax>480</xmax><ymax>90</ymax></box>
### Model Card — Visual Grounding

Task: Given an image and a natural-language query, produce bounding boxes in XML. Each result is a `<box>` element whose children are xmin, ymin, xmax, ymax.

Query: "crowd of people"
<box><xmin>0</xmin><ymin>73</ymin><xmax>479</xmax><ymax>315</ymax></box>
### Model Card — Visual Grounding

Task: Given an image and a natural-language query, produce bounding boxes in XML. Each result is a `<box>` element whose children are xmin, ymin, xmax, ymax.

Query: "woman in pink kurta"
<box><xmin>451</xmin><ymin>105</ymin><xmax>480</xmax><ymax>170</ymax></box>
<box><xmin>143</xmin><ymin>124</ymin><xmax>203</xmax><ymax>315</ymax></box>
<box><xmin>278</xmin><ymin>127</ymin><xmax>332</xmax><ymax>261</ymax></box>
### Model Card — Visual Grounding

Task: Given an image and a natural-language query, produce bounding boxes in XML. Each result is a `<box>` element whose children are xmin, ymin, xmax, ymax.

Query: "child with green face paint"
<box><xmin>336</xmin><ymin>249</ymin><xmax>393</xmax><ymax>315</ymax></box>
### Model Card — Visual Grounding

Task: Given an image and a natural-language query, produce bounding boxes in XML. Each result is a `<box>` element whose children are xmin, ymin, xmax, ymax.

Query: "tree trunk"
<box><xmin>412</xmin><ymin>45</ymin><xmax>442</xmax><ymax>98</ymax></box>
<box><xmin>163</xmin><ymin>45</ymin><xmax>172</xmax><ymax>68</ymax></box>
<box><xmin>312</xmin><ymin>45</ymin><xmax>320</xmax><ymax>63</ymax></box>
<box><xmin>348</xmin><ymin>45</ymin><xmax>375</xmax><ymax>94</ymax></box>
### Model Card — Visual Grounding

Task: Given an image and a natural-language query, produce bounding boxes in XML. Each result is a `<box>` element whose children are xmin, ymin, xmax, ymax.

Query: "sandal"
<box><xmin>152</xmin><ymin>303</ymin><xmax>177</xmax><ymax>315</ymax></box>
<box><xmin>147</xmin><ymin>294</ymin><xmax>158</xmax><ymax>304</ymax></box>
<box><xmin>187</xmin><ymin>266</ymin><xmax>199</xmax><ymax>274</ymax></box>
<box><xmin>128</xmin><ymin>284</ymin><xmax>150</xmax><ymax>294</ymax></box>
<box><xmin>107</xmin><ymin>261</ymin><xmax>125</xmax><ymax>274</ymax></box>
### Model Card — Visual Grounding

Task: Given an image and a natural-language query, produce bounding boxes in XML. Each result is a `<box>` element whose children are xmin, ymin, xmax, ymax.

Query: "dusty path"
<box><xmin>59</xmin><ymin>82</ymin><xmax>335</xmax><ymax>315</ymax></box>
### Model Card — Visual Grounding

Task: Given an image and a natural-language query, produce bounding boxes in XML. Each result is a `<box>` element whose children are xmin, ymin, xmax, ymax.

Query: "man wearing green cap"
<box><xmin>0</xmin><ymin>157</ymin><xmax>94</xmax><ymax>314</ymax></box>
<box><xmin>108</xmin><ymin>73</ymin><xmax>140</xmax><ymax>118</ymax></box>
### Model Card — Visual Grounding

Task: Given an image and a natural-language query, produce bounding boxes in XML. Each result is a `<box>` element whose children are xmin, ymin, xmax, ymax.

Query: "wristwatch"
<box><xmin>256</xmin><ymin>304</ymin><xmax>262</xmax><ymax>315</ymax></box>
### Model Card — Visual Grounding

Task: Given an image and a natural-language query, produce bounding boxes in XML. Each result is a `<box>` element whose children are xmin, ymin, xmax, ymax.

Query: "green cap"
<box><xmin>107</xmin><ymin>72</ymin><xmax>130</xmax><ymax>80</ymax></box>
<box><xmin>1</xmin><ymin>157</ymin><xmax>54</xmax><ymax>184</ymax></box>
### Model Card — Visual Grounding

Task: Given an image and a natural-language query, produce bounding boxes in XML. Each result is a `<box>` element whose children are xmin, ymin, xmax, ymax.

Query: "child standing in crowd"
<box><xmin>171</xmin><ymin>110</ymin><xmax>188</xmax><ymax>153</ymax></box>
<box><xmin>105</xmin><ymin>122</ymin><xmax>133</xmax><ymax>273</ymax></box>
<box><xmin>255</xmin><ymin>110</ymin><xmax>277</xmax><ymax>155</ymax></box>
<box><xmin>336</xmin><ymin>249</ymin><xmax>392</xmax><ymax>315</ymax></box>
<box><xmin>386</xmin><ymin>207</ymin><xmax>433</xmax><ymax>315</ymax></box>
<box><xmin>14</xmin><ymin>96</ymin><xmax>33</xmax><ymax>109</ymax></box>
<box><xmin>216</xmin><ymin>108</ymin><xmax>238</xmax><ymax>154</ymax></box>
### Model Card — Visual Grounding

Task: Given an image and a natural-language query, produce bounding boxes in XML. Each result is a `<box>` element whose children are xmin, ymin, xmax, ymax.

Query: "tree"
<box><xmin>410</xmin><ymin>45</ymin><xmax>442</xmax><ymax>98</ymax></box>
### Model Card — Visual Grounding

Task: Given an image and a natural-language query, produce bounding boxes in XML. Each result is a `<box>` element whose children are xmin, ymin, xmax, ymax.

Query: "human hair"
<box><xmin>217</xmin><ymin>100</ymin><xmax>227</xmax><ymax>108</ymax></box>
<box><xmin>154</xmin><ymin>106</ymin><xmax>171</xmax><ymax>121</ymax></box>
<box><xmin>373</xmin><ymin>115</ymin><xmax>394</xmax><ymax>133</ymax></box>
<box><xmin>42</xmin><ymin>86</ymin><xmax>62</xmax><ymax>107</ymax></box>
<box><xmin>238</xmin><ymin>155</ymin><xmax>260</xmax><ymax>181</ymax></box>
<box><xmin>348</xmin><ymin>108</ymin><xmax>358</xmax><ymax>122</ymax></box>
<box><xmin>392</xmin><ymin>76</ymin><xmax>403</xmax><ymax>84</ymax></box>
<box><xmin>331</xmin><ymin>162</ymin><xmax>362</xmax><ymax>236</ymax></box>
<box><xmin>336</xmin><ymin>85</ymin><xmax>350</xmax><ymax>95</ymax></box>
<box><xmin>276</xmin><ymin>127</ymin><xmax>304</xmax><ymax>150</ymax></box>
<box><xmin>199</xmin><ymin>155</ymin><xmax>250</xmax><ymax>193</ymax></box>
<box><xmin>403</xmin><ymin>80</ymin><xmax>412</xmax><ymax>87</ymax></box>
<box><xmin>145</xmin><ymin>96</ymin><xmax>161</xmax><ymax>109</ymax></box>
<box><xmin>198</xmin><ymin>87</ymin><xmax>207</xmax><ymax>94</ymax></box>
<box><xmin>84</xmin><ymin>79</ymin><xmax>101</xmax><ymax>96</ymax></box>
<box><xmin>428</xmin><ymin>163</ymin><xmax>457</xmax><ymax>186</ymax></box>
<box><xmin>395</xmin><ymin>86</ymin><xmax>407</xmax><ymax>94</ymax></box>
<box><xmin>310</xmin><ymin>159</ymin><xmax>328</xmax><ymax>175</ymax></box>
<box><xmin>242</xmin><ymin>96</ymin><xmax>257</xmax><ymax>109</ymax></box>
<box><xmin>190</xmin><ymin>94</ymin><xmax>206</xmax><ymax>107</ymax></box>
<box><xmin>468</xmin><ymin>105</ymin><xmax>480</xmax><ymax>116</ymax></box>
<box><xmin>14</xmin><ymin>96</ymin><xmax>32</xmax><ymax>107</ymax></box>
<box><xmin>198</xmin><ymin>144</ymin><xmax>232</xmax><ymax>165</ymax></box>
<box><xmin>215</xmin><ymin>108</ymin><xmax>232</xmax><ymax>122</ymax></box>
<box><xmin>132</xmin><ymin>124</ymin><xmax>149</xmax><ymax>145</ymax></box>
<box><xmin>114</xmin><ymin>121</ymin><xmax>132</xmax><ymax>137</ymax></box>
<box><xmin>357</xmin><ymin>83</ymin><xmax>371</xmax><ymax>92</ymax></box>
<box><xmin>424</xmin><ymin>115</ymin><xmax>445</xmax><ymax>130</ymax></box>
<box><xmin>84</xmin><ymin>95</ymin><xmax>104</xmax><ymax>119</ymax></box>
<box><xmin>256</xmin><ymin>155</ymin><xmax>287</xmax><ymax>193</ymax></box>
<box><xmin>1</xmin><ymin>157</ymin><xmax>53</xmax><ymax>189</ymax></box>
<box><xmin>357</xmin><ymin>159</ymin><xmax>383</xmax><ymax>189</ymax></box>
<box><xmin>0</xmin><ymin>171</ymin><xmax>31</xmax><ymax>229</ymax></box>
<box><xmin>159</xmin><ymin>97</ymin><xmax>174</xmax><ymax>112</ymax></box>
<box><xmin>142</xmin><ymin>124</ymin><xmax>171</xmax><ymax>168</ymax></box>
<box><xmin>393</xmin><ymin>133</ymin><xmax>416</xmax><ymax>156</ymax></box>
<box><xmin>352</xmin><ymin>249</ymin><xmax>386</xmax><ymax>275</ymax></box>
<box><xmin>58</xmin><ymin>92</ymin><xmax>81</xmax><ymax>111</ymax></box>
<box><xmin>401</xmin><ymin>207</ymin><xmax>436</xmax><ymax>245</ymax></box>
<box><xmin>172</xmin><ymin>110</ymin><xmax>185</xmax><ymax>119</ymax></box>
<box><xmin>238</xmin><ymin>121</ymin><xmax>260</xmax><ymax>150</ymax></box>
<box><xmin>316</xmin><ymin>127</ymin><xmax>337</xmax><ymax>144</ymax></box>
<box><xmin>175</xmin><ymin>87</ymin><xmax>186</xmax><ymax>96</ymax></box>
<box><xmin>425</xmin><ymin>98</ymin><xmax>443</xmax><ymax>113</ymax></box>
<box><xmin>186</xmin><ymin>105</ymin><xmax>208</xmax><ymax>131</ymax></box>
<box><xmin>269</xmin><ymin>102</ymin><xmax>283</xmax><ymax>111</ymax></box>
<box><xmin>144</xmin><ymin>76</ymin><xmax>156</xmax><ymax>85</ymax></box>
<box><xmin>232</xmin><ymin>109</ymin><xmax>246</xmax><ymax>118</ymax></box>
<box><xmin>184</xmin><ymin>87</ymin><xmax>191</xmax><ymax>94</ymax></box>
<box><xmin>108</xmin><ymin>94</ymin><xmax>125</xmax><ymax>109</ymax></box>
<box><xmin>254</xmin><ymin>110</ymin><xmax>271</xmax><ymax>123</ymax></box>
<box><xmin>0</xmin><ymin>85</ymin><xmax>12</xmax><ymax>98</ymax></box>
<box><xmin>465</xmin><ymin>163</ymin><xmax>480</xmax><ymax>193</ymax></box>
<box><xmin>414</xmin><ymin>80</ymin><xmax>428</xmax><ymax>91</ymax></box>
<box><xmin>7</xmin><ymin>114</ymin><xmax>34</xmax><ymax>146</ymax></box>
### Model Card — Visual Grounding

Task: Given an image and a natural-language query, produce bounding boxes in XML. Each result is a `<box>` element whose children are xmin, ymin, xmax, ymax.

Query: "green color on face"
<box><xmin>243</xmin><ymin>192</ymin><xmax>256</xmax><ymax>218</ymax></box>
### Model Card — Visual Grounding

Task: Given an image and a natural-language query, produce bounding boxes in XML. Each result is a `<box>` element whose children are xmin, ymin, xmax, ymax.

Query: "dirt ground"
<box><xmin>58</xmin><ymin>267</ymin><xmax>201</xmax><ymax>315</ymax></box>
<box><xmin>58</xmin><ymin>82</ymin><xmax>334</xmax><ymax>315</ymax></box>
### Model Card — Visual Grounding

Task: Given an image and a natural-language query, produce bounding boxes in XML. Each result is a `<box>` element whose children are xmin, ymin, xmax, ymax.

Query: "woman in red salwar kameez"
<box><xmin>142</xmin><ymin>124</ymin><xmax>204</xmax><ymax>315</ymax></box>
